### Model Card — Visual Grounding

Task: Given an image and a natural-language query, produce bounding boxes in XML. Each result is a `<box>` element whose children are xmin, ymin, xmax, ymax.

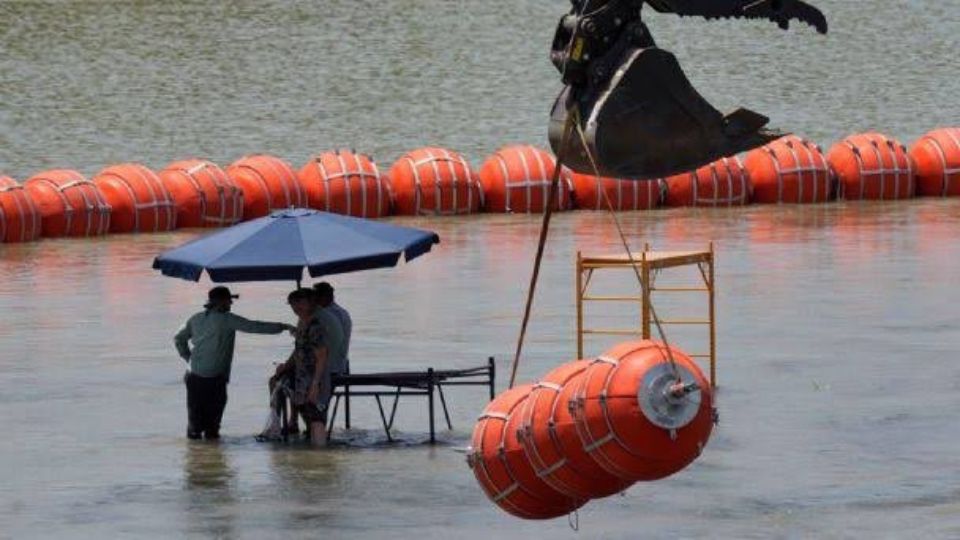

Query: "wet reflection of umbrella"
<box><xmin>152</xmin><ymin>208</ymin><xmax>440</xmax><ymax>285</ymax></box>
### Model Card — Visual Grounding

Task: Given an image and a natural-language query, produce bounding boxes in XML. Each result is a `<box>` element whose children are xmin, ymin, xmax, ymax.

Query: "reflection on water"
<box><xmin>183</xmin><ymin>441</ymin><xmax>237</xmax><ymax>538</ymax></box>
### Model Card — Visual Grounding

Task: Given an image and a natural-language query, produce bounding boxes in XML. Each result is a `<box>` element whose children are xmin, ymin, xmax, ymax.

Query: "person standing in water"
<box><xmin>174</xmin><ymin>286</ymin><xmax>294</xmax><ymax>440</ymax></box>
<box><xmin>314</xmin><ymin>282</ymin><xmax>352</xmax><ymax>374</ymax></box>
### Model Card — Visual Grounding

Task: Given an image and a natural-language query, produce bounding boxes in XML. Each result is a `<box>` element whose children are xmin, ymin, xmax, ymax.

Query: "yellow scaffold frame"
<box><xmin>576</xmin><ymin>243</ymin><xmax>716</xmax><ymax>388</ymax></box>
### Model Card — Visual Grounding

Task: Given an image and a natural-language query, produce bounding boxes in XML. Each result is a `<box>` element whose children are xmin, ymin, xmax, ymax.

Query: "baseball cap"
<box><xmin>208</xmin><ymin>286</ymin><xmax>239</xmax><ymax>303</ymax></box>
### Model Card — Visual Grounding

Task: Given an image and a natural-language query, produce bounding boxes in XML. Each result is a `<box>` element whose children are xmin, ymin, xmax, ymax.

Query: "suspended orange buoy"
<box><xmin>92</xmin><ymin>163</ymin><xmax>176</xmax><ymax>233</ymax></box>
<box><xmin>517</xmin><ymin>359</ymin><xmax>632</xmax><ymax>500</ymax></box>
<box><xmin>478</xmin><ymin>145</ymin><xmax>573</xmax><ymax>213</ymax></box>
<box><xmin>827</xmin><ymin>132</ymin><xmax>914</xmax><ymax>200</ymax></box>
<box><xmin>743</xmin><ymin>135</ymin><xmax>834</xmax><ymax>204</ymax></box>
<box><xmin>227</xmin><ymin>154</ymin><xmax>306</xmax><ymax>219</ymax></box>
<box><xmin>909</xmin><ymin>128</ymin><xmax>960</xmax><ymax>197</ymax></box>
<box><xmin>570</xmin><ymin>173</ymin><xmax>661</xmax><ymax>210</ymax></box>
<box><xmin>662</xmin><ymin>156</ymin><xmax>751</xmax><ymax>207</ymax></box>
<box><xmin>23</xmin><ymin>170</ymin><xmax>111</xmax><ymax>238</ymax></box>
<box><xmin>159</xmin><ymin>159</ymin><xmax>243</xmax><ymax>228</ymax></box>
<box><xmin>571</xmin><ymin>340</ymin><xmax>714</xmax><ymax>482</ymax></box>
<box><xmin>388</xmin><ymin>147</ymin><xmax>481</xmax><ymax>216</ymax></box>
<box><xmin>468</xmin><ymin>384</ymin><xmax>584</xmax><ymax>520</ymax></box>
<box><xmin>298</xmin><ymin>150</ymin><xmax>390</xmax><ymax>218</ymax></box>
<box><xmin>0</xmin><ymin>176</ymin><xmax>41</xmax><ymax>243</ymax></box>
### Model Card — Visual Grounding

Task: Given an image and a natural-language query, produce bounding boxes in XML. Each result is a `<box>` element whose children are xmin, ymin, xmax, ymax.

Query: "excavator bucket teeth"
<box><xmin>549</xmin><ymin>46</ymin><xmax>781</xmax><ymax>179</ymax></box>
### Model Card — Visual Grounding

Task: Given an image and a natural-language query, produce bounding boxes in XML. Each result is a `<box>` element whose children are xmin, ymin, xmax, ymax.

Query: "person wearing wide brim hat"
<box><xmin>174</xmin><ymin>286</ymin><xmax>295</xmax><ymax>440</ymax></box>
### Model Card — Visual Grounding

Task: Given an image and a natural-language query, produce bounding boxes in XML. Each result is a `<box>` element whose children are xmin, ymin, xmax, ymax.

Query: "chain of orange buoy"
<box><xmin>1</xmin><ymin>127</ymin><xmax>959</xmax><ymax>244</ymax></box>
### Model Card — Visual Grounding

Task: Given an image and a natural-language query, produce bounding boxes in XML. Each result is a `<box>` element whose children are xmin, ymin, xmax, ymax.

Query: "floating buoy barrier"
<box><xmin>298</xmin><ymin>150</ymin><xmax>389</xmax><ymax>218</ymax></box>
<box><xmin>92</xmin><ymin>163</ymin><xmax>176</xmax><ymax>233</ymax></box>
<box><xmin>468</xmin><ymin>384</ymin><xmax>585</xmax><ymax>520</ymax></box>
<box><xmin>662</xmin><ymin>156</ymin><xmax>751</xmax><ymax>207</ymax></box>
<box><xmin>227</xmin><ymin>154</ymin><xmax>306</xmax><ymax>220</ymax></box>
<box><xmin>517</xmin><ymin>359</ymin><xmax>631</xmax><ymax>500</ymax></box>
<box><xmin>159</xmin><ymin>159</ymin><xmax>243</xmax><ymax>228</ymax></box>
<box><xmin>4</xmin><ymin>125</ymin><xmax>958</xmax><ymax>244</ymax></box>
<box><xmin>23</xmin><ymin>170</ymin><xmax>111</xmax><ymax>238</ymax></box>
<box><xmin>571</xmin><ymin>340</ymin><xmax>714</xmax><ymax>482</ymax></box>
<box><xmin>0</xmin><ymin>176</ymin><xmax>41</xmax><ymax>243</ymax></box>
<box><xmin>743</xmin><ymin>135</ymin><xmax>834</xmax><ymax>204</ymax></box>
<box><xmin>570</xmin><ymin>173</ymin><xmax>661</xmax><ymax>211</ymax></box>
<box><xmin>827</xmin><ymin>132</ymin><xmax>914</xmax><ymax>200</ymax></box>
<box><xmin>469</xmin><ymin>340</ymin><xmax>714</xmax><ymax>520</ymax></box>
<box><xmin>479</xmin><ymin>145</ymin><xmax>573</xmax><ymax>213</ymax></box>
<box><xmin>388</xmin><ymin>147</ymin><xmax>481</xmax><ymax>216</ymax></box>
<box><xmin>909</xmin><ymin>128</ymin><xmax>960</xmax><ymax>197</ymax></box>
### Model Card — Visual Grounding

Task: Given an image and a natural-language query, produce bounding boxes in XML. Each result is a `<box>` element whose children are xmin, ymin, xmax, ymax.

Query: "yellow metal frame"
<box><xmin>576</xmin><ymin>243</ymin><xmax>716</xmax><ymax>388</ymax></box>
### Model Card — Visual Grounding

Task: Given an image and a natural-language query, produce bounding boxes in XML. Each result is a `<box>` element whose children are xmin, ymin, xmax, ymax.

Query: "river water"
<box><xmin>1</xmin><ymin>1</ymin><xmax>959</xmax><ymax>538</ymax></box>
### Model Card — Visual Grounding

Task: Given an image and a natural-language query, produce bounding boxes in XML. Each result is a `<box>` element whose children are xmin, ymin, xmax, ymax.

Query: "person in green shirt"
<box><xmin>174</xmin><ymin>286</ymin><xmax>294</xmax><ymax>440</ymax></box>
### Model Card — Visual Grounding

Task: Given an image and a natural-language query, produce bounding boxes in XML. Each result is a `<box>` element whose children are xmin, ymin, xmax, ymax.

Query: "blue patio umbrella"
<box><xmin>152</xmin><ymin>208</ymin><xmax>440</xmax><ymax>284</ymax></box>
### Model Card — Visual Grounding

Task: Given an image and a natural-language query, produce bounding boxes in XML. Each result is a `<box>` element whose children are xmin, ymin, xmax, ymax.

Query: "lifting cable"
<box><xmin>508</xmin><ymin>0</ymin><xmax>679</xmax><ymax>389</ymax></box>
<box><xmin>507</xmin><ymin>108</ymin><xmax>680</xmax><ymax>389</ymax></box>
<box><xmin>571</xmin><ymin>119</ymin><xmax>681</xmax><ymax>377</ymax></box>
<box><xmin>507</xmin><ymin>110</ymin><xmax>576</xmax><ymax>389</ymax></box>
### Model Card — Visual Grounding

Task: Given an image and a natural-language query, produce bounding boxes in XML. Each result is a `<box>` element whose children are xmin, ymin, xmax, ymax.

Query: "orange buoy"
<box><xmin>743</xmin><ymin>135</ymin><xmax>834</xmax><ymax>204</ymax></box>
<box><xmin>571</xmin><ymin>340</ymin><xmax>714</xmax><ymax>482</ymax></box>
<box><xmin>909</xmin><ymin>128</ymin><xmax>960</xmax><ymax>197</ymax></box>
<box><xmin>827</xmin><ymin>132</ymin><xmax>914</xmax><ymax>200</ymax></box>
<box><xmin>227</xmin><ymin>154</ymin><xmax>306</xmax><ymax>219</ymax></box>
<box><xmin>478</xmin><ymin>145</ymin><xmax>573</xmax><ymax>213</ymax></box>
<box><xmin>388</xmin><ymin>147</ymin><xmax>481</xmax><ymax>216</ymax></box>
<box><xmin>517</xmin><ymin>360</ymin><xmax>632</xmax><ymax>500</ymax></box>
<box><xmin>468</xmin><ymin>384</ymin><xmax>584</xmax><ymax>520</ymax></box>
<box><xmin>298</xmin><ymin>150</ymin><xmax>390</xmax><ymax>218</ymax></box>
<box><xmin>0</xmin><ymin>176</ymin><xmax>41</xmax><ymax>243</ymax></box>
<box><xmin>159</xmin><ymin>159</ymin><xmax>243</xmax><ymax>228</ymax></box>
<box><xmin>23</xmin><ymin>170</ymin><xmax>111</xmax><ymax>238</ymax></box>
<box><xmin>570</xmin><ymin>173</ymin><xmax>661</xmax><ymax>210</ymax></box>
<box><xmin>662</xmin><ymin>156</ymin><xmax>750</xmax><ymax>207</ymax></box>
<box><xmin>92</xmin><ymin>164</ymin><xmax>176</xmax><ymax>233</ymax></box>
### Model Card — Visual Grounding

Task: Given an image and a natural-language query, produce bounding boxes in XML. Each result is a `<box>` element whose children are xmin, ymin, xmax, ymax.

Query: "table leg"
<box><xmin>428</xmin><ymin>368</ymin><xmax>436</xmax><ymax>444</ymax></box>
<box><xmin>374</xmin><ymin>395</ymin><xmax>393</xmax><ymax>442</ymax></box>
<box><xmin>327</xmin><ymin>394</ymin><xmax>341</xmax><ymax>441</ymax></box>
<box><xmin>387</xmin><ymin>386</ymin><xmax>402</xmax><ymax>431</ymax></box>
<box><xmin>437</xmin><ymin>384</ymin><xmax>453</xmax><ymax>430</ymax></box>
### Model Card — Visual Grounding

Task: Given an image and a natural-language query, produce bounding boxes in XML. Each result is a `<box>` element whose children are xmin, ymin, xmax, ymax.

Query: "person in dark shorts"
<box><xmin>174</xmin><ymin>286</ymin><xmax>294</xmax><ymax>440</ymax></box>
<box><xmin>273</xmin><ymin>288</ymin><xmax>331</xmax><ymax>446</ymax></box>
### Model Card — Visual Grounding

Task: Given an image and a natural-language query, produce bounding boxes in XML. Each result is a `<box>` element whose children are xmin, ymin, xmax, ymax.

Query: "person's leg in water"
<box><xmin>205</xmin><ymin>375</ymin><xmax>228</xmax><ymax>440</ymax></box>
<box><xmin>269</xmin><ymin>373</ymin><xmax>299</xmax><ymax>435</ymax></box>
<box><xmin>285</xmin><ymin>372</ymin><xmax>300</xmax><ymax>435</ymax></box>
<box><xmin>184</xmin><ymin>372</ymin><xmax>203</xmax><ymax>440</ymax></box>
<box><xmin>299</xmin><ymin>404</ymin><xmax>327</xmax><ymax>447</ymax></box>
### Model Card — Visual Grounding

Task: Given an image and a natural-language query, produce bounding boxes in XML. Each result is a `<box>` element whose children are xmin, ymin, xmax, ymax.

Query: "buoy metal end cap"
<box><xmin>638</xmin><ymin>363</ymin><xmax>702</xmax><ymax>430</ymax></box>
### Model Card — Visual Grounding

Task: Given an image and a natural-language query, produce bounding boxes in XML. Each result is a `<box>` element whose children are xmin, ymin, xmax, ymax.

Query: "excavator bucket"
<box><xmin>549</xmin><ymin>46</ymin><xmax>781</xmax><ymax>180</ymax></box>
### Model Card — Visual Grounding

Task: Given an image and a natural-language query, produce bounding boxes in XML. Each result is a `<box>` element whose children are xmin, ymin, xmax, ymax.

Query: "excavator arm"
<box><xmin>547</xmin><ymin>0</ymin><xmax>827</xmax><ymax>179</ymax></box>
<box><xmin>646</xmin><ymin>0</ymin><xmax>827</xmax><ymax>34</ymax></box>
